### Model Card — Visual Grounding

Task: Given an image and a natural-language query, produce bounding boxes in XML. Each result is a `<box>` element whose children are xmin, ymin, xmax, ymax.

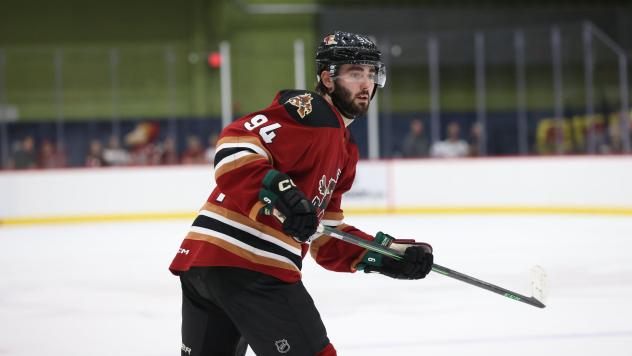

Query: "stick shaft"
<box><xmin>320</xmin><ymin>226</ymin><xmax>545</xmax><ymax>308</ymax></box>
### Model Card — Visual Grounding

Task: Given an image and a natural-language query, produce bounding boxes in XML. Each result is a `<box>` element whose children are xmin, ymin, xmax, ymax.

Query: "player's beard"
<box><xmin>330</xmin><ymin>84</ymin><xmax>370</xmax><ymax>119</ymax></box>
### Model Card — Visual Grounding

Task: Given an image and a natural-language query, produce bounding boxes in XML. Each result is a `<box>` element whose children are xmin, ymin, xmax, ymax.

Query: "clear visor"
<box><xmin>329</xmin><ymin>61</ymin><xmax>386</xmax><ymax>88</ymax></box>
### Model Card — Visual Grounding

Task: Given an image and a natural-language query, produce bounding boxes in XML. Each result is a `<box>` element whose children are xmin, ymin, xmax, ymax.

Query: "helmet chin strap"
<box><xmin>370</xmin><ymin>85</ymin><xmax>378</xmax><ymax>100</ymax></box>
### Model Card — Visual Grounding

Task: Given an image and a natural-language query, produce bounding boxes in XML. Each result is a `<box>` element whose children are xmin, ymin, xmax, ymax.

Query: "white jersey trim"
<box><xmin>216</xmin><ymin>142</ymin><xmax>269</xmax><ymax>160</ymax></box>
<box><xmin>321</xmin><ymin>219</ymin><xmax>343</xmax><ymax>227</ymax></box>
<box><xmin>214</xmin><ymin>150</ymin><xmax>258</xmax><ymax>172</ymax></box>
<box><xmin>190</xmin><ymin>225</ymin><xmax>298</xmax><ymax>269</ymax></box>
<box><xmin>199</xmin><ymin>209</ymin><xmax>302</xmax><ymax>256</ymax></box>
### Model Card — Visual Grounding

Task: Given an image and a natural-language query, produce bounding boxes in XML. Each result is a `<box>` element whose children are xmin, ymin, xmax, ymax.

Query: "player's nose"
<box><xmin>359</xmin><ymin>76</ymin><xmax>372</xmax><ymax>90</ymax></box>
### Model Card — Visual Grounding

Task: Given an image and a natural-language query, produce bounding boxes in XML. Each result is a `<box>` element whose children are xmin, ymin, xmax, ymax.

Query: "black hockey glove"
<box><xmin>358</xmin><ymin>232</ymin><xmax>433</xmax><ymax>280</ymax></box>
<box><xmin>259</xmin><ymin>169</ymin><xmax>318</xmax><ymax>242</ymax></box>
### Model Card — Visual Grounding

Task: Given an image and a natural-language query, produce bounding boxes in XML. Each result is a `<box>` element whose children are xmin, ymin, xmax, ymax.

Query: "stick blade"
<box><xmin>530</xmin><ymin>265</ymin><xmax>548</xmax><ymax>306</ymax></box>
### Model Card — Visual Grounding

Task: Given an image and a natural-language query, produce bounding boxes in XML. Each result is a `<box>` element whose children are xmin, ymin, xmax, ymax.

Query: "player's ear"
<box><xmin>320</xmin><ymin>70</ymin><xmax>334</xmax><ymax>93</ymax></box>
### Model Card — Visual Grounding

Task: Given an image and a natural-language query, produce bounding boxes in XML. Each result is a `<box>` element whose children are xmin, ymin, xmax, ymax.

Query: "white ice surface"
<box><xmin>1</xmin><ymin>215</ymin><xmax>631</xmax><ymax>356</ymax></box>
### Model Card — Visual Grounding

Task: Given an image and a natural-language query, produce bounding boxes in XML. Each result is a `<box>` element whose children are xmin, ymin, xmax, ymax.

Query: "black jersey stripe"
<box><xmin>192</xmin><ymin>214</ymin><xmax>303</xmax><ymax>269</ymax></box>
<box><xmin>214</xmin><ymin>147</ymin><xmax>258</xmax><ymax>168</ymax></box>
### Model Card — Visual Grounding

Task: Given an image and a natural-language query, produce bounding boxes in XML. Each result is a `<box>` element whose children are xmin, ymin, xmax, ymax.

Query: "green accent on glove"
<box><xmin>262</xmin><ymin>169</ymin><xmax>281</xmax><ymax>189</ymax></box>
<box><xmin>258</xmin><ymin>188</ymin><xmax>278</xmax><ymax>216</ymax></box>
<box><xmin>374</xmin><ymin>231</ymin><xmax>394</xmax><ymax>246</ymax></box>
<box><xmin>356</xmin><ymin>232</ymin><xmax>394</xmax><ymax>271</ymax></box>
<box><xmin>260</xmin><ymin>169</ymin><xmax>284</xmax><ymax>216</ymax></box>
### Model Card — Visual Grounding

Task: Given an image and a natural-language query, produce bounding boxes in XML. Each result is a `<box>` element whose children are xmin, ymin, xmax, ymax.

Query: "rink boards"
<box><xmin>1</xmin><ymin>156</ymin><xmax>632</xmax><ymax>224</ymax></box>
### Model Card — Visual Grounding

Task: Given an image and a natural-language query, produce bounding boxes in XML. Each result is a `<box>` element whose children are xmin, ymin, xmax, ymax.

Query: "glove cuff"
<box><xmin>262</xmin><ymin>169</ymin><xmax>281</xmax><ymax>189</ymax></box>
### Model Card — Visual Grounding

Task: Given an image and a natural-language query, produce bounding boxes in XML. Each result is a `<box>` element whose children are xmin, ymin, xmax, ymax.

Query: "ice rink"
<box><xmin>1</xmin><ymin>214</ymin><xmax>632</xmax><ymax>356</ymax></box>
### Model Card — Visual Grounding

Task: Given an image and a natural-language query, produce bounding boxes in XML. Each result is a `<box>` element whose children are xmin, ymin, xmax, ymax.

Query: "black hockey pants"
<box><xmin>179</xmin><ymin>266</ymin><xmax>332</xmax><ymax>356</ymax></box>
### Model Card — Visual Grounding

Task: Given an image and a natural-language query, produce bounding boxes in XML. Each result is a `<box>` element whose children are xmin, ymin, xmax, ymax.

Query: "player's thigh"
<box><xmin>222</xmin><ymin>274</ymin><xmax>331</xmax><ymax>356</ymax></box>
<box><xmin>181</xmin><ymin>273</ymin><xmax>245</xmax><ymax>356</ymax></box>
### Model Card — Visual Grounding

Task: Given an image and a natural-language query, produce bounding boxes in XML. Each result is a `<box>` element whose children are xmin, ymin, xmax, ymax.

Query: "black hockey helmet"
<box><xmin>316</xmin><ymin>31</ymin><xmax>386</xmax><ymax>92</ymax></box>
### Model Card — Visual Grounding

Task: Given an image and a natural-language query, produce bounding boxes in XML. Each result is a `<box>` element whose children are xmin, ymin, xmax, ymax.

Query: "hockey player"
<box><xmin>170</xmin><ymin>30</ymin><xmax>434</xmax><ymax>356</ymax></box>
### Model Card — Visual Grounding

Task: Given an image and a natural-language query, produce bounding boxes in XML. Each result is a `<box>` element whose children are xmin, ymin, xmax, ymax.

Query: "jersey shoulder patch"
<box><xmin>277</xmin><ymin>90</ymin><xmax>341</xmax><ymax>128</ymax></box>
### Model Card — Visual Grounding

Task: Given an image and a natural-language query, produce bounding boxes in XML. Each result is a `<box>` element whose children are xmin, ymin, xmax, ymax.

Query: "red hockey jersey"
<box><xmin>169</xmin><ymin>90</ymin><xmax>374</xmax><ymax>283</ymax></box>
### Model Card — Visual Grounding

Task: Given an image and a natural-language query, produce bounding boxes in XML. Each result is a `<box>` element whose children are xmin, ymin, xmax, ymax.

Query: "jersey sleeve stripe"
<box><xmin>249</xmin><ymin>201</ymin><xmax>266</xmax><ymax>220</ymax></box>
<box><xmin>216</xmin><ymin>136</ymin><xmax>274</xmax><ymax>164</ymax></box>
<box><xmin>321</xmin><ymin>219</ymin><xmax>343</xmax><ymax>227</ymax></box>
<box><xmin>323</xmin><ymin>211</ymin><xmax>345</xmax><ymax>220</ymax></box>
<box><xmin>215</xmin><ymin>150</ymin><xmax>260</xmax><ymax>172</ymax></box>
<box><xmin>216</xmin><ymin>142</ymin><xmax>269</xmax><ymax>161</ymax></box>
<box><xmin>214</xmin><ymin>153</ymin><xmax>268</xmax><ymax>180</ymax></box>
<box><xmin>214</xmin><ymin>147</ymin><xmax>257</xmax><ymax>168</ymax></box>
<box><xmin>321</xmin><ymin>211</ymin><xmax>345</xmax><ymax>226</ymax></box>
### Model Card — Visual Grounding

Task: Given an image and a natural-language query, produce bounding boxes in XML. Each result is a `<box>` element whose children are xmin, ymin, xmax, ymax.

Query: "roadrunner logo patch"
<box><xmin>312</xmin><ymin>169</ymin><xmax>341</xmax><ymax>219</ymax></box>
<box><xmin>323</xmin><ymin>34</ymin><xmax>338</xmax><ymax>46</ymax></box>
<box><xmin>286</xmin><ymin>93</ymin><xmax>313</xmax><ymax>119</ymax></box>
<box><xmin>275</xmin><ymin>339</ymin><xmax>291</xmax><ymax>353</ymax></box>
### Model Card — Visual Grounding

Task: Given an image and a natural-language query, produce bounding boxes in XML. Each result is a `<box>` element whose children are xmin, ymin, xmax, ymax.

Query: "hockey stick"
<box><xmin>318</xmin><ymin>224</ymin><xmax>546</xmax><ymax>309</ymax></box>
<box><xmin>266</xmin><ymin>208</ymin><xmax>546</xmax><ymax>308</ymax></box>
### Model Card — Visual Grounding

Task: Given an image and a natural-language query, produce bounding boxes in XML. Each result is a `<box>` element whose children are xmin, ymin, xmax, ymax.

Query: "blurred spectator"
<box><xmin>205</xmin><ymin>133</ymin><xmax>219</xmax><ymax>164</ymax></box>
<box><xmin>430</xmin><ymin>121</ymin><xmax>469</xmax><ymax>158</ymax></box>
<box><xmin>595</xmin><ymin>112</ymin><xmax>632</xmax><ymax>154</ymax></box>
<box><xmin>38</xmin><ymin>139</ymin><xmax>66</xmax><ymax>168</ymax></box>
<box><xmin>85</xmin><ymin>139</ymin><xmax>106</xmax><ymax>167</ymax></box>
<box><xmin>603</xmin><ymin>125</ymin><xmax>619</xmax><ymax>154</ymax></box>
<box><xmin>585</xmin><ymin>121</ymin><xmax>608</xmax><ymax>154</ymax></box>
<box><xmin>38</xmin><ymin>139</ymin><xmax>54</xmax><ymax>168</ymax></box>
<box><xmin>181</xmin><ymin>135</ymin><xmax>206</xmax><ymax>164</ymax></box>
<box><xmin>161</xmin><ymin>136</ymin><xmax>179</xmax><ymax>165</ymax></box>
<box><xmin>126</xmin><ymin>122</ymin><xmax>161</xmax><ymax>165</ymax></box>
<box><xmin>103</xmin><ymin>135</ymin><xmax>130</xmax><ymax>166</ymax></box>
<box><xmin>402</xmin><ymin>119</ymin><xmax>429</xmax><ymax>158</ymax></box>
<box><xmin>11</xmin><ymin>136</ymin><xmax>37</xmax><ymax>169</ymax></box>
<box><xmin>57</xmin><ymin>142</ymin><xmax>68</xmax><ymax>167</ymax></box>
<box><xmin>468</xmin><ymin>122</ymin><xmax>483</xmax><ymax>157</ymax></box>
<box><xmin>607</xmin><ymin>113</ymin><xmax>632</xmax><ymax>154</ymax></box>
<box><xmin>536</xmin><ymin>120</ymin><xmax>573</xmax><ymax>155</ymax></box>
<box><xmin>537</xmin><ymin>125</ymin><xmax>558</xmax><ymax>155</ymax></box>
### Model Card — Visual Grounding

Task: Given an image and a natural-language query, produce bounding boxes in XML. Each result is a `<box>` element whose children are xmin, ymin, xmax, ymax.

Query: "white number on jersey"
<box><xmin>244</xmin><ymin>114</ymin><xmax>268</xmax><ymax>130</ymax></box>
<box><xmin>244</xmin><ymin>114</ymin><xmax>281</xmax><ymax>144</ymax></box>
